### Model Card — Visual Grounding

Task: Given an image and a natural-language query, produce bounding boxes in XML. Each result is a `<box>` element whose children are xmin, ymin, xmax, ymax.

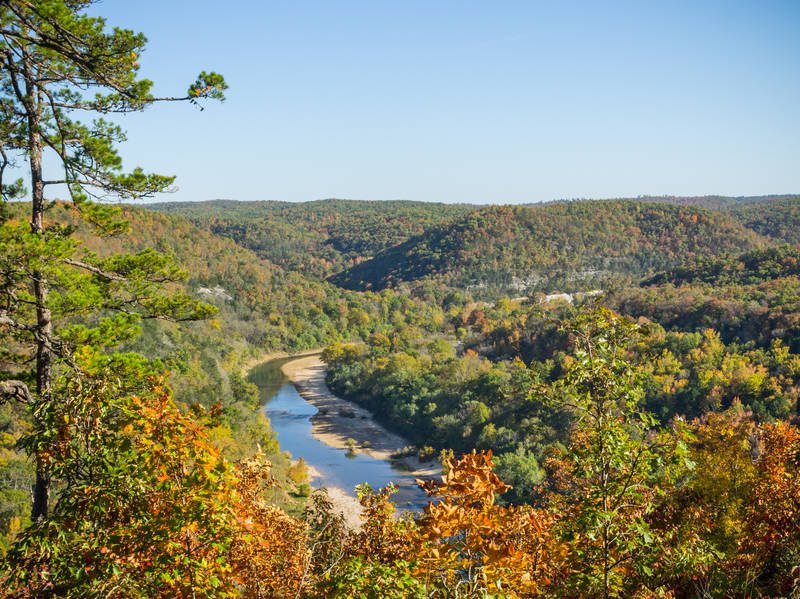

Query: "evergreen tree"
<box><xmin>0</xmin><ymin>0</ymin><xmax>225</xmax><ymax>519</ymax></box>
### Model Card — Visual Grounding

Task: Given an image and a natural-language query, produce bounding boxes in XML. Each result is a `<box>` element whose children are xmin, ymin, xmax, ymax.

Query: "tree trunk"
<box><xmin>27</xmin><ymin>81</ymin><xmax>52</xmax><ymax>520</ymax></box>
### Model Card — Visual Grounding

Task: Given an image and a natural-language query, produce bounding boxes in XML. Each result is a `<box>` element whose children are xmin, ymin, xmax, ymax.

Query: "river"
<box><xmin>248</xmin><ymin>356</ymin><xmax>431</xmax><ymax>511</ymax></box>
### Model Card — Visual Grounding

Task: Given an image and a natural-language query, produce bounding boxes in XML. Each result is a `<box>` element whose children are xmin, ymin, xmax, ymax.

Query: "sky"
<box><xmin>79</xmin><ymin>0</ymin><xmax>800</xmax><ymax>204</ymax></box>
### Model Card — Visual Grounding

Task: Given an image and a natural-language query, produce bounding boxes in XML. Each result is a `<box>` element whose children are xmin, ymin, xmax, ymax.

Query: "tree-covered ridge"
<box><xmin>730</xmin><ymin>196</ymin><xmax>800</xmax><ymax>244</ymax></box>
<box><xmin>602</xmin><ymin>245</ymin><xmax>800</xmax><ymax>352</ymax></box>
<box><xmin>609</xmin><ymin>194</ymin><xmax>797</xmax><ymax>211</ymax></box>
<box><xmin>330</xmin><ymin>201</ymin><xmax>771</xmax><ymax>296</ymax></box>
<box><xmin>146</xmin><ymin>198</ymin><xmax>478</xmax><ymax>279</ymax></box>
<box><xmin>4</xmin><ymin>201</ymin><xmax>456</xmax><ymax>355</ymax></box>
<box><xmin>642</xmin><ymin>244</ymin><xmax>800</xmax><ymax>287</ymax></box>
<box><xmin>536</xmin><ymin>194</ymin><xmax>787</xmax><ymax>211</ymax></box>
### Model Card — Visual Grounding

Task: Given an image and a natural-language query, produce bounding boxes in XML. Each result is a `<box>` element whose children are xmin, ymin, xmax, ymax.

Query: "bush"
<box><xmin>316</xmin><ymin>557</ymin><xmax>427</xmax><ymax>598</ymax></box>
<box><xmin>418</xmin><ymin>446</ymin><xmax>436</xmax><ymax>461</ymax></box>
<box><xmin>391</xmin><ymin>446</ymin><xmax>417</xmax><ymax>458</ymax></box>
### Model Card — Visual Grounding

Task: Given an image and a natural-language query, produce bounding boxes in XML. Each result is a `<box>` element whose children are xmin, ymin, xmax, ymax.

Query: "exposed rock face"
<box><xmin>197</xmin><ymin>285</ymin><xmax>233</xmax><ymax>301</ymax></box>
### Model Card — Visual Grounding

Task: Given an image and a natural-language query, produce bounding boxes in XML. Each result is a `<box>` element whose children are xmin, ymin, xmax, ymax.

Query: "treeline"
<box><xmin>604</xmin><ymin>193</ymin><xmax>798</xmax><ymax>212</ymax></box>
<box><xmin>148</xmin><ymin>197</ymin><xmax>799</xmax><ymax>301</ymax></box>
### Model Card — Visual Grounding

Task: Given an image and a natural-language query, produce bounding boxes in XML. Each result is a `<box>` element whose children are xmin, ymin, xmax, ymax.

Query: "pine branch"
<box><xmin>62</xmin><ymin>258</ymin><xmax>128</xmax><ymax>281</ymax></box>
<box><xmin>0</xmin><ymin>310</ymin><xmax>36</xmax><ymax>331</ymax></box>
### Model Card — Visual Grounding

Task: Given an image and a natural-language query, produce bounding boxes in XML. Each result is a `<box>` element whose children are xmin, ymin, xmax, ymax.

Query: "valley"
<box><xmin>3</xmin><ymin>193</ymin><xmax>800</xmax><ymax>596</ymax></box>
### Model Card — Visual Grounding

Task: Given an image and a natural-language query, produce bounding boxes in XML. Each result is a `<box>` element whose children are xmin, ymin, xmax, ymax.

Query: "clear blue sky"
<box><xmin>92</xmin><ymin>0</ymin><xmax>799</xmax><ymax>204</ymax></box>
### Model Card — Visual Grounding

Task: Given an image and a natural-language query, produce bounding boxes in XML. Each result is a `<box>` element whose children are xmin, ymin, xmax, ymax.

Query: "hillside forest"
<box><xmin>1</xmin><ymin>2</ymin><xmax>800</xmax><ymax>598</ymax></box>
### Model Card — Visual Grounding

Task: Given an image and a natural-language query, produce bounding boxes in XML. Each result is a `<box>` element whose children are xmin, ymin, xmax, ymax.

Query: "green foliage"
<box><xmin>324</xmin><ymin>331</ymin><xmax>568</xmax><ymax>505</ymax></box>
<box><xmin>0</xmin><ymin>2</ymin><xmax>224</xmax><ymax>205</ymax></box>
<box><xmin>316</xmin><ymin>557</ymin><xmax>427</xmax><ymax>599</ymax></box>
<box><xmin>491</xmin><ymin>449</ymin><xmax>544</xmax><ymax>504</ymax></box>
<box><xmin>0</xmin><ymin>404</ymin><xmax>33</xmax><ymax>550</ymax></box>
<box><xmin>536</xmin><ymin>308</ymin><xmax>706</xmax><ymax>597</ymax></box>
<box><xmin>325</xmin><ymin>289</ymin><xmax>800</xmax><ymax>513</ymax></box>
<box><xmin>643</xmin><ymin>244</ymin><xmax>800</xmax><ymax>287</ymax></box>
<box><xmin>0</xmin><ymin>201</ymin><xmax>222</xmax><ymax>535</ymax></box>
<box><xmin>0</xmin><ymin>0</ymin><xmax>228</xmax><ymax>536</ymax></box>
<box><xmin>610</xmin><ymin>275</ymin><xmax>800</xmax><ymax>352</ymax></box>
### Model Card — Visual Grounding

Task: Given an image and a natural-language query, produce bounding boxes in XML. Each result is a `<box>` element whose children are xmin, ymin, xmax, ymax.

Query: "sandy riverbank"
<box><xmin>281</xmin><ymin>355</ymin><xmax>441</xmax><ymax>480</ymax></box>
<box><xmin>246</xmin><ymin>351</ymin><xmax>366</xmax><ymax>527</ymax></box>
<box><xmin>247</xmin><ymin>352</ymin><xmax>441</xmax><ymax>528</ymax></box>
<box><xmin>240</xmin><ymin>348</ymin><xmax>321</xmax><ymax>375</ymax></box>
<box><xmin>278</xmin><ymin>354</ymin><xmax>441</xmax><ymax>520</ymax></box>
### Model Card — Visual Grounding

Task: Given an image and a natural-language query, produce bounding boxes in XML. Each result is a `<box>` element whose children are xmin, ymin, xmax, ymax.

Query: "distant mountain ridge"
<box><xmin>329</xmin><ymin>200</ymin><xmax>772</xmax><ymax>296</ymax></box>
<box><xmin>146</xmin><ymin>198</ymin><xmax>477</xmax><ymax>279</ymax></box>
<box><xmin>531</xmin><ymin>194</ymin><xmax>799</xmax><ymax>211</ymax></box>
<box><xmin>145</xmin><ymin>195</ymin><xmax>798</xmax><ymax>298</ymax></box>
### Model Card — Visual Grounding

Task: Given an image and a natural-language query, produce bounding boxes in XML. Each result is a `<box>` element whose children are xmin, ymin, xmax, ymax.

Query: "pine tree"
<box><xmin>0</xmin><ymin>0</ymin><xmax>226</xmax><ymax>519</ymax></box>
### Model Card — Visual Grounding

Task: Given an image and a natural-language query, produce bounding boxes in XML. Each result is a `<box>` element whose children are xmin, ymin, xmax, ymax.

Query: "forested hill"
<box><xmin>729</xmin><ymin>196</ymin><xmax>800</xmax><ymax>244</ymax></box>
<box><xmin>330</xmin><ymin>201</ymin><xmax>771</xmax><ymax>295</ymax></box>
<box><xmin>144</xmin><ymin>196</ymin><xmax>799</xmax><ymax>294</ymax></box>
<box><xmin>12</xmin><ymin>201</ymin><xmax>337</xmax><ymax>351</ymax></box>
<box><xmin>527</xmin><ymin>194</ymin><xmax>798</xmax><ymax>211</ymax></box>
<box><xmin>643</xmin><ymin>245</ymin><xmax>800</xmax><ymax>287</ymax></box>
<box><xmin>146</xmin><ymin>198</ymin><xmax>478</xmax><ymax>279</ymax></box>
<box><xmin>607</xmin><ymin>194</ymin><xmax>798</xmax><ymax>211</ymax></box>
<box><xmin>620</xmin><ymin>195</ymin><xmax>800</xmax><ymax>244</ymax></box>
